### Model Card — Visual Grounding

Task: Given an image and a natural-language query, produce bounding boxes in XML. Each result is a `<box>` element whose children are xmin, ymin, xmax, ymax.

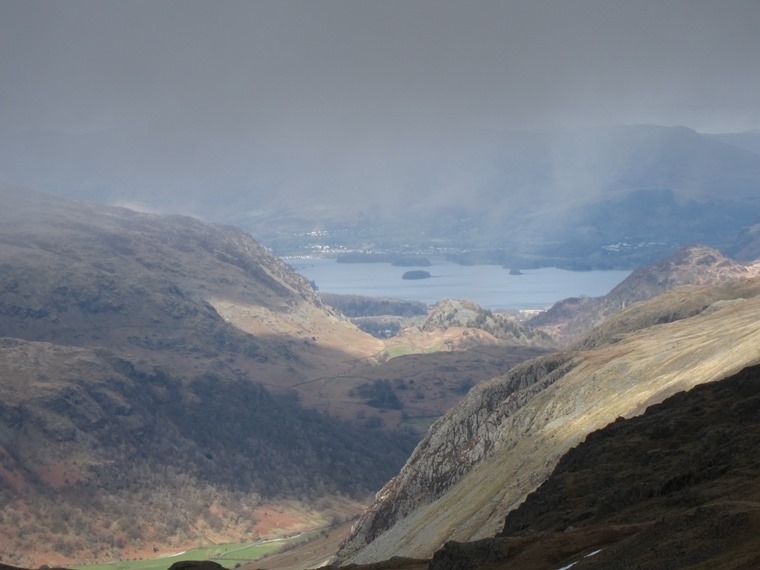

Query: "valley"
<box><xmin>0</xmin><ymin>187</ymin><xmax>551</xmax><ymax>566</ymax></box>
<box><xmin>3</xmin><ymin>4</ymin><xmax>760</xmax><ymax>569</ymax></box>
<box><xmin>2</xmin><ymin>187</ymin><xmax>760</xmax><ymax>569</ymax></box>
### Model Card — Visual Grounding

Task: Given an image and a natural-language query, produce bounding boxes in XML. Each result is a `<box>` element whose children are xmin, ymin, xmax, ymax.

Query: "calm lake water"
<box><xmin>289</xmin><ymin>258</ymin><xmax>631</xmax><ymax>311</ymax></box>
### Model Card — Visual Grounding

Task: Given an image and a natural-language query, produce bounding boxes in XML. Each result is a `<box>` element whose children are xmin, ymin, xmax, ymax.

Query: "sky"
<box><xmin>1</xmin><ymin>0</ymin><xmax>760</xmax><ymax>218</ymax></box>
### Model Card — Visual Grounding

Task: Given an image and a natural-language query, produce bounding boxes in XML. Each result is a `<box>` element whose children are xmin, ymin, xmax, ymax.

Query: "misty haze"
<box><xmin>2</xmin><ymin>1</ymin><xmax>760</xmax><ymax>569</ymax></box>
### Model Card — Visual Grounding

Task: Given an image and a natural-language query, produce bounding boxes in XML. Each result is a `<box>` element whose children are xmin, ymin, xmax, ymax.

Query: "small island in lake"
<box><xmin>508</xmin><ymin>268</ymin><xmax>524</xmax><ymax>275</ymax></box>
<box><xmin>402</xmin><ymin>270</ymin><xmax>432</xmax><ymax>280</ymax></box>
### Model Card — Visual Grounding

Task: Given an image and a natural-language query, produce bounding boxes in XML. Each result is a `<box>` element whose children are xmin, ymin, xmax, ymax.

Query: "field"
<box><xmin>73</xmin><ymin>532</ymin><xmax>321</xmax><ymax>570</ymax></box>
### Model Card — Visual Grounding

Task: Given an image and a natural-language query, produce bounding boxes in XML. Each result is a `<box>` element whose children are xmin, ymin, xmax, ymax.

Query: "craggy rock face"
<box><xmin>336</xmin><ymin>353</ymin><xmax>578</xmax><ymax>562</ymax></box>
<box><xmin>428</xmin><ymin>363</ymin><xmax>760</xmax><ymax>570</ymax></box>
<box><xmin>336</xmin><ymin>363</ymin><xmax>760</xmax><ymax>570</ymax></box>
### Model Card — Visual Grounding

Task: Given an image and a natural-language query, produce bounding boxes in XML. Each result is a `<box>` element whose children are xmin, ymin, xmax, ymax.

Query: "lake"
<box><xmin>288</xmin><ymin>258</ymin><xmax>631</xmax><ymax>311</ymax></box>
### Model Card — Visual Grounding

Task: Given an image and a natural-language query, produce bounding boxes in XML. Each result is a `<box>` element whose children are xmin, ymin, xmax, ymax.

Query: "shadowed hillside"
<box><xmin>0</xmin><ymin>187</ymin><xmax>405</xmax><ymax>565</ymax></box>
<box><xmin>0</xmin><ymin>339</ymin><xmax>421</xmax><ymax>566</ymax></box>
<box><xmin>430</xmin><ymin>362</ymin><xmax>760</xmax><ymax>569</ymax></box>
<box><xmin>315</xmin><ymin>363</ymin><xmax>760</xmax><ymax>569</ymax></box>
<box><xmin>0</xmin><ymin>186</ymin><xmax>549</xmax><ymax>427</ymax></box>
<box><xmin>0</xmin><ymin>187</ymin><xmax>550</xmax><ymax>566</ymax></box>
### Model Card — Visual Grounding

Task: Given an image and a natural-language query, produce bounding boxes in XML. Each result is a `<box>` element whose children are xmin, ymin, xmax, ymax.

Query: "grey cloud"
<box><xmin>4</xmin><ymin>1</ymin><xmax>760</xmax><ymax>132</ymax></box>
<box><xmin>1</xmin><ymin>0</ymin><xmax>760</xmax><ymax>216</ymax></box>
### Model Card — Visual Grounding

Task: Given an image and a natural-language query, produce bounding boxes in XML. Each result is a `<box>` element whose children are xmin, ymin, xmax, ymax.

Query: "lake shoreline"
<box><xmin>288</xmin><ymin>258</ymin><xmax>631</xmax><ymax>311</ymax></box>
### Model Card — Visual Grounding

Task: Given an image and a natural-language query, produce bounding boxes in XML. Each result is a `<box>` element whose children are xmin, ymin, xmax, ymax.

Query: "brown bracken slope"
<box><xmin>0</xmin><ymin>186</ymin><xmax>547</xmax><ymax>566</ymax></box>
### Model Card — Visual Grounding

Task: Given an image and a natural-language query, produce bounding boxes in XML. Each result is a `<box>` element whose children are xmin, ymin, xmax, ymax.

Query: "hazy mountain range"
<box><xmin>4</xmin><ymin>126</ymin><xmax>760</xmax><ymax>267</ymax></box>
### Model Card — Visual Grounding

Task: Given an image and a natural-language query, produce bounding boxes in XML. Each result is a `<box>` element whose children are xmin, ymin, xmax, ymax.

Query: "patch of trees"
<box><xmin>402</xmin><ymin>270</ymin><xmax>431</xmax><ymax>280</ymax></box>
<box><xmin>351</xmin><ymin>317</ymin><xmax>402</xmax><ymax>338</ymax></box>
<box><xmin>103</xmin><ymin>368</ymin><xmax>420</xmax><ymax>498</ymax></box>
<box><xmin>336</xmin><ymin>253</ymin><xmax>431</xmax><ymax>266</ymax></box>
<box><xmin>0</xmin><ymin>361</ymin><xmax>421</xmax><ymax>563</ymax></box>
<box><xmin>321</xmin><ymin>293</ymin><xmax>428</xmax><ymax>317</ymax></box>
<box><xmin>355</xmin><ymin>379</ymin><xmax>403</xmax><ymax>410</ymax></box>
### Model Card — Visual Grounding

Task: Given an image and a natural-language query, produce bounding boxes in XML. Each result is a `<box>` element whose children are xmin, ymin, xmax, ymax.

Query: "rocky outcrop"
<box><xmin>417</xmin><ymin>299</ymin><xmax>552</xmax><ymax>346</ymax></box>
<box><xmin>428</xmin><ymin>362</ymin><xmax>760</xmax><ymax>569</ymax></box>
<box><xmin>606</xmin><ymin>244</ymin><xmax>760</xmax><ymax>300</ymax></box>
<box><xmin>336</xmin><ymin>353</ymin><xmax>579</xmax><ymax>561</ymax></box>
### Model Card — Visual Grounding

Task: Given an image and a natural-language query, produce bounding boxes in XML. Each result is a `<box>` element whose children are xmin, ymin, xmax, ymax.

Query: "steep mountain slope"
<box><xmin>0</xmin><ymin>338</ymin><xmax>416</xmax><ymax>566</ymax></box>
<box><xmin>0</xmin><ymin>187</ymin><xmax>551</xmax><ymax>566</ymax></box>
<box><xmin>0</xmin><ymin>187</ymin><xmax>423</xmax><ymax>565</ymax></box>
<box><xmin>0</xmin><ymin>185</ymin><xmax>382</xmax><ymax>392</ymax></box>
<box><xmin>0</xmin><ymin>186</ymin><xmax>548</xmax><ymax>428</ymax></box>
<box><xmin>431</xmin><ymin>362</ymin><xmax>760</xmax><ymax>569</ymax></box>
<box><xmin>529</xmin><ymin>244</ymin><xmax>760</xmax><ymax>344</ymax></box>
<box><xmin>337</xmin><ymin>277</ymin><xmax>760</xmax><ymax>563</ymax></box>
<box><xmin>727</xmin><ymin>220</ymin><xmax>760</xmax><ymax>262</ymax></box>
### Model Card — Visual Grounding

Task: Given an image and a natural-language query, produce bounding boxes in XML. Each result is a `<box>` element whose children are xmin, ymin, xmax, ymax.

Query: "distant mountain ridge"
<box><xmin>253</xmin><ymin>125</ymin><xmax>760</xmax><ymax>267</ymax></box>
<box><xmin>5</xmin><ymin>126</ymin><xmax>760</xmax><ymax>267</ymax></box>
<box><xmin>727</xmin><ymin>220</ymin><xmax>760</xmax><ymax>261</ymax></box>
